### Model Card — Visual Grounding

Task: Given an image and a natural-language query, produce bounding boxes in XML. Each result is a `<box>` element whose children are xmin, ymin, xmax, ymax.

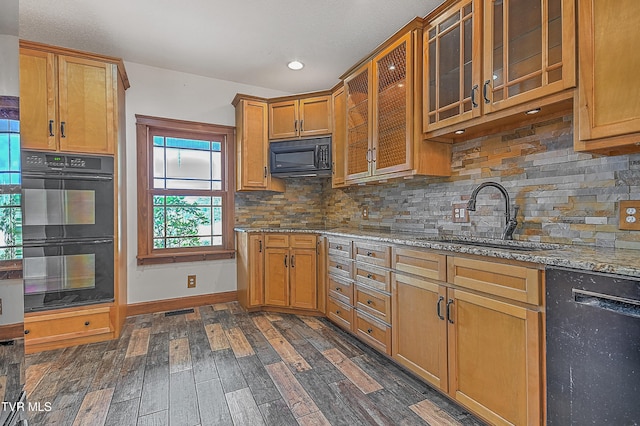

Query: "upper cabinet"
<box><xmin>345</xmin><ymin>22</ymin><xmax>451</xmax><ymax>184</ymax></box>
<box><xmin>331</xmin><ymin>85</ymin><xmax>347</xmax><ymax>188</ymax></box>
<box><xmin>574</xmin><ymin>0</ymin><xmax>640</xmax><ymax>155</ymax></box>
<box><xmin>233</xmin><ymin>95</ymin><xmax>285</xmax><ymax>192</ymax></box>
<box><xmin>20</xmin><ymin>44</ymin><xmax>121</xmax><ymax>155</ymax></box>
<box><xmin>423</xmin><ymin>0</ymin><xmax>576</xmax><ymax>136</ymax></box>
<box><xmin>268</xmin><ymin>95</ymin><xmax>332</xmax><ymax>140</ymax></box>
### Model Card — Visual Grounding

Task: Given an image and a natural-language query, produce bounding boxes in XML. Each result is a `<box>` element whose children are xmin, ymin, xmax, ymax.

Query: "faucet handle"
<box><xmin>512</xmin><ymin>205</ymin><xmax>520</xmax><ymax>218</ymax></box>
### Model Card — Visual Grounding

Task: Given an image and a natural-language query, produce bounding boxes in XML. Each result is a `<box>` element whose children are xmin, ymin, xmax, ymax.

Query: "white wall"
<box><xmin>0</xmin><ymin>280</ymin><xmax>23</xmax><ymax>325</ymax></box>
<box><xmin>124</xmin><ymin>62</ymin><xmax>288</xmax><ymax>304</ymax></box>
<box><xmin>0</xmin><ymin>35</ymin><xmax>19</xmax><ymax>97</ymax></box>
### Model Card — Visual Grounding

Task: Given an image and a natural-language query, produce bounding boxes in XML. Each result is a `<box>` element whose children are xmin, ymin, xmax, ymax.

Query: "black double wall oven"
<box><xmin>21</xmin><ymin>150</ymin><xmax>115</xmax><ymax>312</ymax></box>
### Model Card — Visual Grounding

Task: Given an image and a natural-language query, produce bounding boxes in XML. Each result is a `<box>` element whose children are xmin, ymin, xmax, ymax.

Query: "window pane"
<box><xmin>212</xmin><ymin>151</ymin><xmax>222</xmax><ymax>189</ymax></box>
<box><xmin>212</xmin><ymin>142</ymin><xmax>221</xmax><ymax>151</ymax></box>
<box><xmin>0</xmin><ymin>134</ymin><xmax>8</xmax><ymax>171</ymax></box>
<box><xmin>153</xmin><ymin>146</ymin><xmax>166</xmax><ymax>182</ymax></box>
<box><xmin>9</xmin><ymin>120</ymin><xmax>19</xmax><ymax>133</ymax></box>
<box><xmin>153</xmin><ymin>136</ymin><xmax>165</xmax><ymax>146</ymax></box>
<box><xmin>165</xmin><ymin>147</ymin><xmax>211</xmax><ymax>186</ymax></box>
<box><xmin>166</xmin><ymin>138</ymin><xmax>210</xmax><ymax>151</ymax></box>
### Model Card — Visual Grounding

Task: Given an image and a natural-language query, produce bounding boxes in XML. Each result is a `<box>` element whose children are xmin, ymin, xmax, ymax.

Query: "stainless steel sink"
<box><xmin>414</xmin><ymin>237</ymin><xmax>559</xmax><ymax>252</ymax></box>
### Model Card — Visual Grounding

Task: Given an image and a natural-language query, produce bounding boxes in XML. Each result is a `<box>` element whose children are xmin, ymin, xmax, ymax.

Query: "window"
<box><xmin>0</xmin><ymin>98</ymin><xmax>22</xmax><ymax>276</ymax></box>
<box><xmin>136</xmin><ymin>115</ymin><xmax>235</xmax><ymax>265</ymax></box>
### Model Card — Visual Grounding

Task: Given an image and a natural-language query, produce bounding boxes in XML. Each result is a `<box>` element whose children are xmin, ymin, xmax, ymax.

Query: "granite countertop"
<box><xmin>235</xmin><ymin>226</ymin><xmax>640</xmax><ymax>278</ymax></box>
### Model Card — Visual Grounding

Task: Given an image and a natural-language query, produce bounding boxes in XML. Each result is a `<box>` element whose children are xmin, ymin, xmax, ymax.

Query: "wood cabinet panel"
<box><xmin>575</xmin><ymin>0</ymin><xmax>640</xmax><ymax>154</ymax></box>
<box><xmin>299</xmin><ymin>96</ymin><xmax>332</xmax><ymax>137</ymax></box>
<box><xmin>355</xmin><ymin>262</ymin><xmax>390</xmax><ymax>293</ymax></box>
<box><xmin>290</xmin><ymin>248</ymin><xmax>317</xmax><ymax>310</ymax></box>
<box><xmin>236</xmin><ymin>232</ymin><xmax>265</xmax><ymax>309</ymax></box>
<box><xmin>265</xmin><ymin>248</ymin><xmax>289</xmax><ymax>307</ymax></box>
<box><xmin>265</xmin><ymin>234</ymin><xmax>289</xmax><ymax>248</ymax></box>
<box><xmin>447</xmin><ymin>257</ymin><xmax>541</xmax><ymax>304</ymax></box>
<box><xmin>328</xmin><ymin>237</ymin><xmax>352</xmax><ymax>258</ymax></box>
<box><xmin>328</xmin><ymin>275</ymin><xmax>354</xmax><ymax>305</ymax></box>
<box><xmin>290</xmin><ymin>234</ymin><xmax>316</xmax><ymax>249</ymax></box>
<box><xmin>269</xmin><ymin>100</ymin><xmax>298</xmax><ymax>139</ymax></box>
<box><xmin>331</xmin><ymin>86</ymin><xmax>347</xmax><ymax>188</ymax></box>
<box><xmin>355</xmin><ymin>284</ymin><xmax>391</xmax><ymax>324</ymax></box>
<box><xmin>392</xmin><ymin>247</ymin><xmax>446</xmax><ymax>281</ymax></box>
<box><xmin>355</xmin><ymin>311</ymin><xmax>391</xmax><ymax>355</ymax></box>
<box><xmin>327</xmin><ymin>297</ymin><xmax>353</xmax><ymax>332</ymax></box>
<box><xmin>354</xmin><ymin>240</ymin><xmax>390</xmax><ymax>267</ymax></box>
<box><xmin>328</xmin><ymin>255</ymin><xmax>352</xmax><ymax>280</ymax></box>
<box><xmin>447</xmin><ymin>289</ymin><xmax>541</xmax><ymax>426</ymax></box>
<box><xmin>392</xmin><ymin>273</ymin><xmax>448</xmax><ymax>392</ymax></box>
<box><xmin>19</xmin><ymin>48</ymin><xmax>57</xmax><ymax>151</ymax></box>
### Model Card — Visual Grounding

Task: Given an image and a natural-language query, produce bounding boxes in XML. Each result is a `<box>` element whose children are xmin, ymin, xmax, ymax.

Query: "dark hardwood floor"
<box><xmin>25</xmin><ymin>302</ymin><xmax>483</xmax><ymax>426</ymax></box>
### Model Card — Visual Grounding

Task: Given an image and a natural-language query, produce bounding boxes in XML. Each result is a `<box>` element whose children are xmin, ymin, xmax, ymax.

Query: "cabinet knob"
<box><xmin>336</xmin><ymin>245</ymin><xmax>342</xmax><ymax>250</ymax></box>
<box><xmin>336</xmin><ymin>287</ymin><xmax>342</xmax><ymax>292</ymax></box>
<box><xmin>24</xmin><ymin>329</ymin><xmax>30</xmax><ymax>335</ymax></box>
<box><xmin>336</xmin><ymin>310</ymin><xmax>341</xmax><ymax>315</ymax></box>
<box><xmin>367</xmin><ymin>328</ymin><xmax>373</xmax><ymax>334</ymax></box>
<box><xmin>366</xmin><ymin>251</ymin><xmax>373</xmax><ymax>256</ymax></box>
<box><xmin>366</xmin><ymin>300</ymin><xmax>373</xmax><ymax>305</ymax></box>
<box><xmin>84</xmin><ymin>321</ymin><xmax>90</xmax><ymax>326</ymax></box>
<box><xmin>367</xmin><ymin>274</ymin><xmax>373</xmax><ymax>279</ymax></box>
<box><xmin>336</xmin><ymin>265</ymin><xmax>343</xmax><ymax>270</ymax></box>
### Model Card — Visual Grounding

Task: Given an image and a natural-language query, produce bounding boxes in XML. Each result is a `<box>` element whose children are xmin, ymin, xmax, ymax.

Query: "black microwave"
<box><xmin>269</xmin><ymin>137</ymin><xmax>332</xmax><ymax>177</ymax></box>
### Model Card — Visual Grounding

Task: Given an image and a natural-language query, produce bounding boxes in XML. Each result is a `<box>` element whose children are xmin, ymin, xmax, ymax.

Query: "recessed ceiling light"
<box><xmin>454</xmin><ymin>129</ymin><xmax>465</xmax><ymax>135</ymax></box>
<box><xmin>525</xmin><ymin>108</ymin><xmax>541</xmax><ymax>115</ymax></box>
<box><xmin>287</xmin><ymin>61</ymin><xmax>304</xmax><ymax>70</ymax></box>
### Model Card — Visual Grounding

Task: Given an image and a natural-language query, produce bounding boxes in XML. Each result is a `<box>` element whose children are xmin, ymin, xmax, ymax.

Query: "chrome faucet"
<box><xmin>467</xmin><ymin>182</ymin><xmax>519</xmax><ymax>240</ymax></box>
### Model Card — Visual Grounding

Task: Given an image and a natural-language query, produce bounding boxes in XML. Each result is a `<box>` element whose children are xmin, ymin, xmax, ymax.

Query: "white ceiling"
<box><xmin>19</xmin><ymin>0</ymin><xmax>441</xmax><ymax>94</ymax></box>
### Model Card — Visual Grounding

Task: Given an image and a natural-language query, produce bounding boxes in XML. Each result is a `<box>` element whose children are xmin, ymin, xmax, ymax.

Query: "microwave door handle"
<box><xmin>315</xmin><ymin>145</ymin><xmax>321</xmax><ymax>169</ymax></box>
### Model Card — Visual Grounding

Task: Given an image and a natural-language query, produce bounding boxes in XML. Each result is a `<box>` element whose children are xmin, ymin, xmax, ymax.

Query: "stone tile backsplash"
<box><xmin>236</xmin><ymin>115</ymin><xmax>640</xmax><ymax>249</ymax></box>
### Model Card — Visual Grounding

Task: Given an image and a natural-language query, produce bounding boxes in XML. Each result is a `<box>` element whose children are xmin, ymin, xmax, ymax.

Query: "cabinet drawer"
<box><xmin>327</xmin><ymin>297</ymin><xmax>353</xmax><ymax>332</ymax></box>
<box><xmin>328</xmin><ymin>238</ymin><xmax>352</xmax><ymax>258</ymax></box>
<box><xmin>265</xmin><ymin>234</ymin><xmax>289</xmax><ymax>248</ymax></box>
<box><xmin>356</xmin><ymin>311</ymin><xmax>391</xmax><ymax>355</ymax></box>
<box><xmin>392</xmin><ymin>247</ymin><xmax>446</xmax><ymax>281</ymax></box>
<box><xmin>328</xmin><ymin>256</ymin><xmax>352</xmax><ymax>279</ymax></box>
<box><xmin>354</xmin><ymin>240</ymin><xmax>390</xmax><ymax>267</ymax></box>
<box><xmin>355</xmin><ymin>285</ymin><xmax>391</xmax><ymax>324</ymax></box>
<box><xmin>355</xmin><ymin>262</ymin><xmax>390</xmax><ymax>292</ymax></box>
<box><xmin>24</xmin><ymin>307</ymin><xmax>112</xmax><ymax>344</ymax></box>
<box><xmin>290</xmin><ymin>234</ymin><xmax>316</xmax><ymax>249</ymax></box>
<box><xmin>447</xmin><ymin>257</ymin><xmax>542</xmax><ymax>305</ymax></box>
<box><xmin>328</xmin><ymin>276</ymin><xmax>354</xmax><ymax>305</ymax></box>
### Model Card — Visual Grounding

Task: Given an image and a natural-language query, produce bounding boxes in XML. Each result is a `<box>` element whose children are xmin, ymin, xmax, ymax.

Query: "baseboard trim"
<box><xmin>0</xmin><ymin>322</ymin><xmax>24</xmax><ymax>341</ymax></box>
<box><xmin>127</xmin><ymin>291</ymin><xmax>238</xmax><ymax>317</ymax></box>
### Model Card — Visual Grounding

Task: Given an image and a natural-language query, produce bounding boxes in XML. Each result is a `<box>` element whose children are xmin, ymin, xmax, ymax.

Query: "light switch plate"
<box><xmin>619</xmin><ymin>200</ymin><xmax>640</xmax><ymax>230</ymax></box>
<box><xmin>453</xmin><ymin>203</ymin><xmax>469</xmax><ymax>223</ymax></box>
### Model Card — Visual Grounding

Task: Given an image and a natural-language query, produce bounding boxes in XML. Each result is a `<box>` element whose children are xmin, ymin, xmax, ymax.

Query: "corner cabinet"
<box><xmin>233</xmin><ymin>95</ymin><xmax>284</xmax><ymax>192</ymax></box>
<box><xmin>268</xmin><ymin>94</ymin><xmax>332</xmax><ymax>140</ymax></box>
<box><xmin>423</xmin><ymin>0</ymin><xmax>576</xmax><ymax>138</ymax></box>
<box><xmin>344</xmin><ymin>21</ymin><xmax>451</xmax><ymax>184</ymax></box>
<box><xmin>574</xmin><ymin>0</ymin><xmax>640</xmax><ymax>155</ymax></box>
<box><xmin>19</xmin><ymin>43</ymin><xmax>122</xmax><ymax>154</ymax></box>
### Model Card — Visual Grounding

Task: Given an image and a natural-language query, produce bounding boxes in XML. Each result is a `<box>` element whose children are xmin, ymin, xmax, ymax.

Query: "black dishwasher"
<box><xmin>546</xmin><ymin>267</ymin><xmax>640</xmax><ymax>425</ymax></box>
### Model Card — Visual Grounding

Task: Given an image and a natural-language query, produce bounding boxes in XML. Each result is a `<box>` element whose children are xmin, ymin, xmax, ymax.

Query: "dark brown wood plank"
<box><xmin>169</xmin><ymin>369</ymin><xmax>200</xmax><ymax>426</ymax></box>
<box><xmin>195</xmin><ymin>378</ymin><xmax>232</xmax><ymax>426</ymax></box>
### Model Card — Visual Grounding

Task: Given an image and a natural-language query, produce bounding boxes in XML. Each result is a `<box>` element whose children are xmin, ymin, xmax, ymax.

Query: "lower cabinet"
<box><xmin>236</xmin><ymin>231</ymin><xmax>318</xmax><ymax>312</ymax></box>
<box><xmin>392</xmin><ymin>247</ymin><xmax>543</xmax><ymax>426</ymax></box>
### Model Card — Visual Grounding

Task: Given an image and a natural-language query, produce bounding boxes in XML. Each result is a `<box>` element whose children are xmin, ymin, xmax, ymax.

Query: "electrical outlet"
<box><xmin>362</xmin><ymin>206</ymin><xmax>369</xmax><ymax>219</ymax></box>
<box><xmin>187</xmin><ymin>275</ymin><xmax>196</xmax><ymax>288</ymax></box>
<box><xmin>453</xmin><ymin>203</ymin><xmax>469</xmax><ymax>223</ymax></box>
<box><xmin>619</xmin><ymin>200</ymin><xmax>640</xmax><ymax>230</ymax></box>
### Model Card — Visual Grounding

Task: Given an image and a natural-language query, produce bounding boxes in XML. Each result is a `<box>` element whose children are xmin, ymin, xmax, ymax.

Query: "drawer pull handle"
<box><xmin>367</xmin><ymin>328</ymin><xmax>373</xmax><ymax>334</ymax></box>
<box><xmin>446</xmin><ymin>299</ymin><xmax>455</xmax><ymax>324</ymax></box>
<box><xmin>48</xmin><ymin>120</ymin><xmax>55</xmax><ymax>136</ymax></box>
<box><xmin>336</xmin><ymin>287</ymin><xmax>342</xmax><ymax>292</ymax></box>
<box><xmin>336</xmin><ymin>310</ymin><xmax>341</xmax><ymax>315</ymax></box>
<box><xmin>336</xmin><ymin>245</ymin><xmax>342</xmax><ymax>250</ymax></box>
<box><xmin>85</xmin><ymin>321</ymin><xmax>90</xmax><ymax>326</ymax></box>
<box><xmin>366</xmin><ymin>251</ymin><xmax>373</xmax><ymax>256</ymax></box>
<box><xmin>366</xmin><ymin>300</ymin><xmax>373</xmax><ymax>305</ymax></box>
<box><xmin>24</xmin><ymin>329</ymin><xmax>30</xmax><ymax>335</ymax></box>
<box><xmin>367</xmin><ymin>274</ymin><xmax>373</xmax><ymax>279</ymax></box>
<box><xmin>436</xmin><ymin>295</ymin><xmax>445</xmax><ymax>320</ymax></box>
<box><xmin>336</xmin><ymin>265</ymin><xmax>343</xmax><ymax>270</ymax></box>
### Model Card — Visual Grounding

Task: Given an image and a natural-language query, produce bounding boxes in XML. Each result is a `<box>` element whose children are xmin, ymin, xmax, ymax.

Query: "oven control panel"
<box><xmin>22</xmin><ymin>150</ymin><xmax>113</xmax><ymax>174</ymax></box>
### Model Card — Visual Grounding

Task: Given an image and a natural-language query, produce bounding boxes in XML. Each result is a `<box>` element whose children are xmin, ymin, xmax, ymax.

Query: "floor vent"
<box><xmin>0</xmin><ymin>340</ymin><xmax>15</xmax><ymax>346</ymax></box>
<box><xmin>164</xmin><ymin>308</ymin><xmax>195</xmax><ymax>317</ymax></box>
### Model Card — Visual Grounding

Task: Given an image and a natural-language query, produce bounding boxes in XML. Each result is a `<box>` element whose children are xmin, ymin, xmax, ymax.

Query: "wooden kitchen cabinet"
<box><xmin>344</xmin><ymin>21</ymin><xmax>451</xmax><ymax>184</ymax></box>
<box><xmin>331</xmin><ymin>85</ymin><xmax>347</xmax><ymax>188</ymax></box>
<box><xmin>447</xmin><ymin>288</ymin><xmax>541</xmax><ymax>426</ymax></box>
<box><xmin>268</xmin><ymin>94</ymin><xmax>332</xmax><ymax>140</ymax></box>
<box><xmin>423</xmin><ymin>0</ymin><xmax>575</xmax><ymax>139</ymax></box>
<box><xmin>233</xmin><ymin>95</ymin><xmax>284</xmax><ymax>192</ymax></box>
<box><xmin>20</xmin><ymin>43</ymin><xmax>119</xmax><ymax>154</ymax></box>
<box><xmin>264</xmin><ymin>234</ymin><xmax>318</xmax><ymax>310</ymax></box>
<box><xmin>574</xmin><ymin>0</ymin><xmax>640</xmax><ymax>155</ymax></box>
<box><xmin>236</xmin><ymin>232</ymin><xmax>265</xmax><ymax>309</ymax></box>
<box><xmin>326</xmin><ymin>237</ymin><xmax>355</xmax><ymax>332</ymax></box>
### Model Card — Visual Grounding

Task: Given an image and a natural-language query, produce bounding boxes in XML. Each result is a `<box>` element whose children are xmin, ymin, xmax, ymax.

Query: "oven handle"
<box><xmin>23</xmin><ymin>238</ymin><xmax>113</xmax><ymax>248</ymax></box>
<box><xmin>22</xmin><ymin>172</ymin><xmax>113</xmax><ymax>182</ymax></box>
